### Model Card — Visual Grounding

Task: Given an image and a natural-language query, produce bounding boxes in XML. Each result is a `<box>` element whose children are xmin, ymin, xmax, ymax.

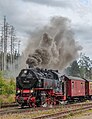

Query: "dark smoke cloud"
<box><xmin>24</xmin><ymin>16</ymin><xmax>82</xmax><ymax>70</ymax></box>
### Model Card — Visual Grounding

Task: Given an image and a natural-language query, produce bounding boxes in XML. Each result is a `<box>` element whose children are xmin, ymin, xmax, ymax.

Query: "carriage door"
<box><xmin>62</xmin><ymin>79</ymin><xmax>67</xmax><ymax>100</ymax></box>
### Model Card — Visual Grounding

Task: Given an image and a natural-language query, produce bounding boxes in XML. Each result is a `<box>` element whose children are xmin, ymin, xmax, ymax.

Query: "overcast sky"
<box><xmin>0</xmin><ymin>0</ymin><xmax>92</xmax><ymax>59</ymax></box>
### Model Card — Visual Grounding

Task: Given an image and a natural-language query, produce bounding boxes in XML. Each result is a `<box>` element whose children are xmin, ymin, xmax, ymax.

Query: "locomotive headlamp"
<box><xmin>31</xmin><ymin>89</ymin><xmax>33</xmax><ymax>93</ymax></box>
<box><xmin>24</xmin><ymin>70</ymin><xmax>27</xmax><ymax>74</ymax></box>
<box><xmin>17</xmin><ymin>90</ymin><xmax>21</xmax><ymax>93</ymax></box>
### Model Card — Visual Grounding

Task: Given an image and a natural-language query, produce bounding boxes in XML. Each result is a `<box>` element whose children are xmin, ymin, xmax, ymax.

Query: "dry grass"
<box><xmin>0</xmin><ymin>94</ymin><xmax>15</xmax><ymax>104</ymax></box>
<box><xmin>66</xmin><ymin>109</ymin><xmax>92</xmax><ymax>119</ymax></box>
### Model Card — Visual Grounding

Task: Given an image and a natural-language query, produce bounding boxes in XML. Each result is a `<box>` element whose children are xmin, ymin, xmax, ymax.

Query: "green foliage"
<box><xmin>67</xmin><ymin>60</ymin><xmax>80</xmax><ymax>77</ymax></box>
<box><xmin>0</xmin><ymin>71</ymin><xmax>15</xmax><ymax>95</ymax></box>
<box><xmin>78</xmin><ymin>53</ymin><xmax>92</xmax><ymax>79</ymax></box>
<box><xmin>66</xmin><ymin>53</ymin><xmax>92</xmax><ymax>79</ymax></box>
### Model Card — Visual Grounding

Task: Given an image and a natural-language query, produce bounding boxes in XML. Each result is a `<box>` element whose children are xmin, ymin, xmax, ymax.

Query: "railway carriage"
<box><xmin>61</xmin><ymin>75</ymin><xmax>86</xmax><ymax>101</ymax></box>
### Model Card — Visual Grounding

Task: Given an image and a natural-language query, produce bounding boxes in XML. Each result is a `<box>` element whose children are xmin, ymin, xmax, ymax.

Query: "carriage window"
<box><xmin>89</xmin><ymin>83</ymin><xmax>92</xmax><ymax>89</ymax></box>
<box><xmin>72</xmin><ymin>82</ymin><xmax>74</xmax><ymax>89</ymax></box>
<box><xmin>81</xmin><ymin>83</ymin><xmax>83</xmax><ymax>88</ymax></box>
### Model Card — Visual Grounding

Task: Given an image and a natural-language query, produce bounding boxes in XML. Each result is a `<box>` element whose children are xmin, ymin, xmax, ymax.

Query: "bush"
<box><xmin>0</xmin><ymin>71</ymin><xmax>15</xmax><ymax>95</ymax></box>
<box><xmin>0</xmin><ymin>71</ymin><xmax>15</xmax><ymax>103</ymax></box>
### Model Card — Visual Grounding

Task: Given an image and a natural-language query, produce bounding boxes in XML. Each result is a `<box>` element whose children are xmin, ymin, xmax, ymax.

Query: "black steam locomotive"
<box><xmin>16</xmin><ymin>68</ymin><xmax>63</xmax><ymax>107</ymax></box>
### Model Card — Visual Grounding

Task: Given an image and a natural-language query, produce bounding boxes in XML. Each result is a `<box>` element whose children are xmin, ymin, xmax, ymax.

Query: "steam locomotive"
<box><xmin>16</xmin><ymin>67</ymin><xmax>92</xmax><ymax>108</ymax></box>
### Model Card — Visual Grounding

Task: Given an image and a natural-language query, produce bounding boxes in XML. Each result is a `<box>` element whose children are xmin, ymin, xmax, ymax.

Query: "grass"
<box><xmin>0</xmin><ymin>94</ymin><xmax>15</xmax><ymax>104</ymax></box>
<box><xmin>66</xmin><ymin>109</ymin><xmax>92</xmax><ymax>119</ymax></box>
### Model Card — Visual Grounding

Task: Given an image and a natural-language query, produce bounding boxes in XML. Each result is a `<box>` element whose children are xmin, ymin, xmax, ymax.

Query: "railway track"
<box><xmin>0</xmin><ymin>100</ymin><xmax>91</xmax><ymax>109</ymax></box>
<box><xmin>32</xmin><ymin>105</ymin><xmax>92</xmax><ymax>119</ymax></box>
<box><xmin>0</xmin><ymin>101</ymin><xmax>92</xmax><ymax>117</ymax></box>
<box><xmin>0</xmin><ymin>102</ymin><xmax>18</xmax><ymax>108</ymax></box>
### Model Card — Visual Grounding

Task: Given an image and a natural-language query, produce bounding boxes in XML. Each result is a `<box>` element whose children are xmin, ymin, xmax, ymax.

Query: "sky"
<box><xmin>0</xmin><ymin>0</ymin><xmax>92</xmax><ymax>59</ymax></box>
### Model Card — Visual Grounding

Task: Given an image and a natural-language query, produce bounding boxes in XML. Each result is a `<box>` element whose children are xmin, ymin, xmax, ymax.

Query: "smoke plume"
<box><xmin>24</xmin><ymin>16</ymin><xmax>82</xmax><ymax>70</ymax></box>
